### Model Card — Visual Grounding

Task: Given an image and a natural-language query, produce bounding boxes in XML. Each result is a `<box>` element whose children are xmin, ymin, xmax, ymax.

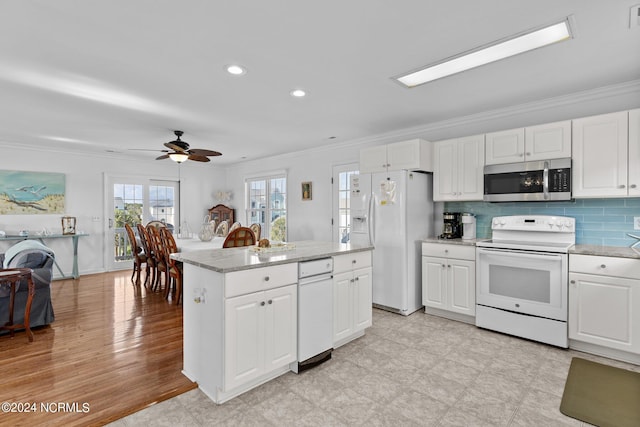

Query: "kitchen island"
<box><xmin>172</xmin><ymin>240</ymin><xmax>373</xmax><ymax>403</ymax></box>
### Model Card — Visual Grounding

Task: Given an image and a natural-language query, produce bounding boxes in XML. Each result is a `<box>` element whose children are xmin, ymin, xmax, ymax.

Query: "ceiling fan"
<box><xmin>154</xmin><ymin>130</ymin><xmax>222</xmax><ymax>163</ymax></box>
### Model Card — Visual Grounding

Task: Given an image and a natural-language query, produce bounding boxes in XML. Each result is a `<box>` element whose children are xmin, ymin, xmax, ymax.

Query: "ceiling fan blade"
<box><xmin>129</xmin><ymin>148</ymin><xmax>169</xmax><ymax>152</ymax></box>
<box><xmin>156</xmin><ymin>154</ymin><xmax>170</xmax><ymax>160</ymax></box>
<box><xmin>188</xmin><ymin>154</ymin><xmax>210</xmax><ymax>162</ymax></box>
<box><xmin>189</xmin><ymin>148</ymin><xmax>222</xmax><ymax>156</ymax></box>
<box><xmin>164</xmin><ymin>142</ymin><xmax>187</xmax><ymax>152</ymax></box>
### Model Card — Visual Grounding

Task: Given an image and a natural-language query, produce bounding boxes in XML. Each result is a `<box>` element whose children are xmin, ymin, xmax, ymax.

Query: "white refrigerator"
<box><xmin>350</xmin><ymin>170</ymin><xmax>438</xmax><ymax>315</ymax></box>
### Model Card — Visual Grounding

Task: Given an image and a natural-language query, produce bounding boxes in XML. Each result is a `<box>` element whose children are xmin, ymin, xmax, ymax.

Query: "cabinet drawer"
<box><xmin>225</xmin><ymin>263</ymin><xmax>297</xmax><ymax>298</ymax></box>
<box><xmin>422</xmin><ymin>243</ymin><xmax>475</xmax><ymax>261</ymax></box>
<box><xmin>333</xmin><ymin>251</ymin><xmax>372</xmax><ymax>273</ymax></box>
<box><xmin>570</xmin><ymin>254</ymin><xmax>640</xmax><ymax>280</ymax></box>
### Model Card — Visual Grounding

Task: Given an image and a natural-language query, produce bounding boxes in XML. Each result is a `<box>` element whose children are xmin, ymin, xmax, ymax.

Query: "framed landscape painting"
<box><xmin>0</xmin><ymin>170</ymin><xmax>65</xmax><ymax>214</ymax></box>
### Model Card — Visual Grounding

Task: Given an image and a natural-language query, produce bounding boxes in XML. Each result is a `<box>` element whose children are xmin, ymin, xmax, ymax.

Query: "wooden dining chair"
<box><xmin>228</xmin><ymin>221</ymin><xmax>241</xmax><ymax>234</ymax></box>
<box><xmin>146</xmin><ymin>220</ymin><xmax>167</xmax><ymax>228</ymax></box>
<box><xmin>124</xmin><ymin>223</ymin><xmax>147</xmax><ymax>286</ymax></box>
<box><xmin>249</xmin><ymin>223</ymin><xmax>261</xmax><ymax>241</ymax></box>
<box><xmin>136</xmin><ymin>224</ymin><xmax>155</xmax><ymax>289</ymax></box>
<box><xmin>146</xmin><ymin>225</ymin><xmax>168</xmax><ymax>293</ymax></box>
<box><xmin>160</xmin><ymin>227</ymin><xmax>182</xmax><ymax>304</ymax></box>
<box><xmin>223</xmin><ymin>227</ymin><xmax>256</xmax><ymax>248</ymax></box>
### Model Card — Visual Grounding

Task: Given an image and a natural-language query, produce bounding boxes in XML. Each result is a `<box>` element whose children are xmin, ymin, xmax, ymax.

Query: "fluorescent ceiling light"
<box><xmin>395</xmin><ymin>19</ymin><xmax>573</xmax><ymax>88</ymax></box>
<box><xmin>290</xmin><ymin>89</ymin><xmax>306</xmax><ymax>97</ymax></box>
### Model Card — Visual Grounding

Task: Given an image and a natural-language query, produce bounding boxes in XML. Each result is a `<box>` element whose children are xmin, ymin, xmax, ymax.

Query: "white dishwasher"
<box><xmin>294</xmin><ymin>258</ymin><xmax>333</xmax><ymax>373</ymax></box>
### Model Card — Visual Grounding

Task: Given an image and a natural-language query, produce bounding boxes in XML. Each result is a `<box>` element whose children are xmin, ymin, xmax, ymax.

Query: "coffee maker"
<box><xmin>441</xmin><ymin>212</ymin><xmax>462</xmax><ymax>239</ymax></box>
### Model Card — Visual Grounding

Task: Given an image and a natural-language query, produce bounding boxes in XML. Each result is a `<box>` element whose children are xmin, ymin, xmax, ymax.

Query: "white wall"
<box><xmin>0</xmin><ymin>147</ymin><xmax>225</xmax><ymax>277</ymax></box>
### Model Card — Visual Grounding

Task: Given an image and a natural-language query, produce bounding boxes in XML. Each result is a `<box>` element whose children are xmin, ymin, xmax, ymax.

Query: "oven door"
<box><xmin>476</xmin><ymin>247</ymin><xmax>568</xmax><ymax>321</ymax></box>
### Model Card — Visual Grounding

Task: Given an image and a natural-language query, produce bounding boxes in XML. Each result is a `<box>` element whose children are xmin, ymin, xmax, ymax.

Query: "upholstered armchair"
<box><xmin>0</xmin><ymin>243</ymin><xmax>55</xmax><ymax>334</ymax></box>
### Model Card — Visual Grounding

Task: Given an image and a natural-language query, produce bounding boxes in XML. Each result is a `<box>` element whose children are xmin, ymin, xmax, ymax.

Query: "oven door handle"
<box><xmin>543</xmin><ymin>161</ymin><xmax>549</xmax><ymax>200</ymax></box>
<box><xmin>477</xmin><ymin>247</ymin><xmax>564</xmax><ymax>259</ymax></box>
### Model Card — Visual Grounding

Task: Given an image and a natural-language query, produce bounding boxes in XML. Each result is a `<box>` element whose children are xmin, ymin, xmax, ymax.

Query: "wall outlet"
<box><xmin>92</xmin><ymin>216</ymin><xmax>101</xmax><ymax>222</ymax></box>
<box><xmin>635</xmin><ymin>217</ymin><xmax>640</xmax><ymax>230</ymax></box>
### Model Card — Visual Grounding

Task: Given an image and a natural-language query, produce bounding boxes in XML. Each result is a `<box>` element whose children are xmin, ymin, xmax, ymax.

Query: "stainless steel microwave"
<box><xmin>483</xmin><ymin>158</ymin><xmax>571</xmax><ymax>202</ymax></box>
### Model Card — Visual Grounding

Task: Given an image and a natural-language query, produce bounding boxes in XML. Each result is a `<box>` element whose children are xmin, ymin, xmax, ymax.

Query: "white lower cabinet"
<box><xmin>422</xmin><ymin>243</ymin><xmax>475</xmax><ymax>321</ymax></box>
<box><xmin>333</xmin><ymin>252</ymin><xmax>372</xmax><ymax>347</ymax></box>
<box><xmin>569</xmin><ymin>254</ymin><xmax>640</xmax><ymax>361</ymax></box>
<box><xmin>224</xmin><ymin>284</ymin><xmax>297</xmax><ymax>390</ymax></box>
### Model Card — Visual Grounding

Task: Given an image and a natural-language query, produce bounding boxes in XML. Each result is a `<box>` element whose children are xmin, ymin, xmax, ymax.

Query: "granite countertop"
<box><xmin>422</xmin><ymin>237</ymin><xmax>485</xmax><ymax>247</ymax></box>
<box><xmin>569</xmin><ymin>244</ymin><xmax>640</xmax><ymax>260</ymax></box>
<box><xmin>171</xmin><ymin>240</ymin><xmax>374</xmax><ymax>273</ymax></box>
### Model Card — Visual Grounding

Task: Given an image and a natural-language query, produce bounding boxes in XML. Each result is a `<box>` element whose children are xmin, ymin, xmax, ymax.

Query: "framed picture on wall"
<box><xmin>301</xmin><ymin>182</ymin><xmax>312</xmax><ymax>201</ymax></box>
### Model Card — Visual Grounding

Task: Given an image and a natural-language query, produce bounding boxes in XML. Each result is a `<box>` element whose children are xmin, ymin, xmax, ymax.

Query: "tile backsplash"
<box><xmin>444</xmin><ymin>198</ymin><xmax>640</xmax><ymax>247</ymax></box>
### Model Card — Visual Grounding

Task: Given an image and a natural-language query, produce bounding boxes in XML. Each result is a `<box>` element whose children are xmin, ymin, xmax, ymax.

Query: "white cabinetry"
<box><xmin>485</xmin><ymin>121</ymin><xmax>571</xmax><ymax>165</ymax></box>
<box><xmin>433</xmin><ymin>134</ymin><xmax>484</xmax><ymax>201</ymax></box>
<box><xmin>333</xmin><ymin>251</ymin><xmax>372</xmax><ymax>347</ymax></box>
<box><xmin>569</xmin><ymin>254</ymin><xmax>640</xmax><ymax>363</ymax></box>
<box><xmin>182</xmin><ymin>262</ymin><xmax>297</xmax><ymax>403</ymax></box>
<box><xmin>360</xmin><ymin>139</ymin><xmax>432</xmax><ymax>173</ymax></box>
<box><xmin>572</xmin><ymin>110</ymin><xmax>637</xmax><ymax>198</ymax></box>
<box><xmin>421</xmin><ymin>243</ymin><xmax>475</xmax><ymax>322</ymax></box>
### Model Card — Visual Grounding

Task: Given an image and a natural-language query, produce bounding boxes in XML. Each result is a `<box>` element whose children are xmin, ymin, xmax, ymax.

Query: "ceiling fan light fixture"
<box><xmin>290</xmin><ymin>89</ymin><xmax>306</xmax><ymax>98</ymax></box>
<box><xmin>169</xmin><ymin>152</ymin><xmax>189</xmax><ymax>163</ymax></box>
<box><xmin>395</xmin><ymin>18</ymin><xmax>573</xmax><ymax>88</ymax></box>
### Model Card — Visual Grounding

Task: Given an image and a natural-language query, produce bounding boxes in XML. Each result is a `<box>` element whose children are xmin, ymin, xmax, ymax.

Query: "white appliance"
<box><xmin>461</xmin><ymin>213</ymin><xmax>476</xmax><ymax>240</ymax></box>
<box><xmin>350</xmin><ymin>170</ymin><xmax>437</xmax><ymax>315</ymax></box>
<box><xmin>294</xmin><ymin>258</ymin><xmax>333</xmax><ymax>373</ymax></box>
<box><xmin>476</xmin><ymin>215</ymin><xmax>575</xmax><ymax>348</ymax></box>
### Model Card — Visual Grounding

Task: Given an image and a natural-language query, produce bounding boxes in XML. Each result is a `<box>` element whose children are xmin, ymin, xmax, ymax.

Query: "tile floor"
<box><xmin>108</xmin><ymin>309</ymin><xmax>640</xmax><ymax>426</ymax></box>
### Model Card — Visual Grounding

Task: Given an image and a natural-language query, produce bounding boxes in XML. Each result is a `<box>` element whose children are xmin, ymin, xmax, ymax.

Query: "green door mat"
<box><xmin>560</xmin><ymin>357</ymin><xmax>640</xmax><ymax>427</ymax></box>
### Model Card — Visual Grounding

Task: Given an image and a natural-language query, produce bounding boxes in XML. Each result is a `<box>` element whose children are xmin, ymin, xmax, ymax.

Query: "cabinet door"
<box><xmin>629</xmin><ymin>109</ymin><xmax>640</xmax><ymax>197</ymax></box>
<box><xmin>457</xmin><ymin>135</ymin><xmax>485</xmax><ymax>200</ymax></box>
<box><xmin>572</xmin><ymin>111</ymin><xmax>629</xmax><ymax>197</ymax></box>
<box><xmin>225</xmin><ymin>292</ymin><xmax>264</xmax><ymax>390</ymax></box>
<box><xmin>264</xmin><ymin>285</ymin><xmax>297</xmax><ymax>371</ymax></box>
<box><xmin>569</xmin><ymin>273</ymin><xmax>640</xmax><ymax>354</ymax></box>
<box><xmin>448</xmin><ymin>259</ymin><xmax>476</xmax><ymax>316</ymax></box>
<box><xmin>525</xmin><ymin>120</ymin><xmax>571</xmax><ymax>161</ymax></box>
<box><xmin>387</xmin><ymin>139</ymin><xmax>421</xmax><ymax>171</ymax></box>
<box><xmin>353</xmin><ymin>268</ymin><xmax>372</xmax><ymax>332</ymax></box>
<box><xmin>485</xmin><ymin>128</ymin><xmax>525</xmax><ymax>165</ymax></box>
<box><xmin>422</xmin><ymin>256</ymin><xmax>447</xmax><ymax>309</ymax></box>
<box><xmin>333</xmin><ymin>271</ymin><xmax>353</xmax><ymax>343</ymax></box>
<box><xmin>433</xmin><ymin>140</ymin><xmax>457</xmax><ymax>201</ymax></box>
<box><xmin>360</xmin><ymin>145</ymin><xmax>388</xmax><ymax>173</ymax></box>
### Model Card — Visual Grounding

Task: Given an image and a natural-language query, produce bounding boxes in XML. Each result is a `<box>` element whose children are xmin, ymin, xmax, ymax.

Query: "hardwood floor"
<box><xmin>0</xmin><ymin>270</ymin><xmax>195</xmax><ymax>427</ymax></box>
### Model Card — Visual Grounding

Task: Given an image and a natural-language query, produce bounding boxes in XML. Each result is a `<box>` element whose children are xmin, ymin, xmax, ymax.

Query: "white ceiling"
<box><xmin>1</xmin><ymin>1</ymin><xmax>639</xmax><ymax>165</ymax></box>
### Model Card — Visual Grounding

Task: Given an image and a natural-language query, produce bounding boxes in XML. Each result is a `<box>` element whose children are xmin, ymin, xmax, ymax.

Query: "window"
<box><xmin>246</xmin><ymin>174</ymin><xmax>287</xmax><ymax>241</ymax></box>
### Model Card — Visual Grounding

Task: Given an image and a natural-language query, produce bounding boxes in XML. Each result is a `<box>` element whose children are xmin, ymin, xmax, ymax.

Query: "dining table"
<box><xmin>175</xmin><ymin>236</ymin><xmax>225</xmax><ymax>252</ymax></box>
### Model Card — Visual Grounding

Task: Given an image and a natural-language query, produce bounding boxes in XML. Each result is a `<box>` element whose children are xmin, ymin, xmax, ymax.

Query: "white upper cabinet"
<box><xmin>485</xmin><ymin>121</ymin><xmax>571</xmax><ymax>165</ymax></box>
<box><xmin>629</xmin><ymin>108</ymin><xmax>640</xmax><ymax>197</ymax></box>
<box><xmin>433</xmin><ymin>134</ymin><xmax>485</xmax><ymax>201</ymax></box>
<box><xmin>572</xmin><ymin>111</ymin><xmax>630</xmax><ymax>198</ymax></box>
<box><xmin>360</xmin><ymin>139</ymin><xmax>432</xmax><ymax>173</ymax></box>
<box><xmin>485</xmin><ymin>128</ymin><xmax>525</xmax><ymax>165</ymax></box>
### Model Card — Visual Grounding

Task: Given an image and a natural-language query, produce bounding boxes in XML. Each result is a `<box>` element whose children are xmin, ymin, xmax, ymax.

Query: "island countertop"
<box><xmin>171</xmin><ymin>240</ymin><xmax>374</xmax><ymax>273</ymax></box>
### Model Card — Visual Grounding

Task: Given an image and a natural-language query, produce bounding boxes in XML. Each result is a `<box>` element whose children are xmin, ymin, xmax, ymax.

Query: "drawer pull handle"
<box><xmin>442</xmin><ymin>264</ymin><xmax>445</xmax><ymax>268</ymax></box>
<box><xmin>352</xmin><ymin>260</ymin><xmax>357</xmax><ymax>264</ymax></box>
<box><xmin>631</xmin><ymin>184</ymin><xmax>637</xmax><ymax>189</ymax></box>
<box><xmin>600</xmin><ymin>264</ymin><xmax>606</xmax><ymax>269</ymax></box>
<box><xmin>570</xmin><ymin>280</ymin><xmax>576</xmax><ymax>284</ymax></box>
<box><xmin>618</xmin><ymin>185</ymin><xmax>626</xmax><ymax>189</ymax></box>
<box><xmin>515</xmin><ymin>303</ymin><xmax>520</xmax><ymax>308</ymax></box>
<box><xmin>264</xmin><ymin>276</ymin><xmax>270</xmax><ymax>281</ymax></box>
<box><xmin>260</xmin><ymin>301</ymin><xmax>266</xmax><ymax>306</ymax></box>
<box><xmin>268</xmin><ymin>299</ymin><xmax>273</xmax><ymax>304</ymax></box>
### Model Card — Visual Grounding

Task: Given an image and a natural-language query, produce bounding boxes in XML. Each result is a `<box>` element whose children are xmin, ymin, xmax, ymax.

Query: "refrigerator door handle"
<box><xmin>368</xmin><ymin>192</ymin><xmax>375</xmax><ymax>246</ymax></box>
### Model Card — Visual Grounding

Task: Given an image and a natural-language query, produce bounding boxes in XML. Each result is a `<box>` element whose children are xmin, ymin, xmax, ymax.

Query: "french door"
<box><xmin>332</xmin><ymin>163</ymin><xmax>359</xmax><ymax>243</ymax></box>
<box><xmin>105</xmin><ymin>174</ymin><xmax>179</xmax><ymax>271</ymax></box>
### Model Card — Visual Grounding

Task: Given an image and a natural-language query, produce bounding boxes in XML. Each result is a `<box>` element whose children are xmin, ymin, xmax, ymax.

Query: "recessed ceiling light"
<box><xmin>395</xmin><ymin>18</ymin><xmax>573</xmax><ymax>88</ymax></box>
<box><xmin>226</xmin><ymin>65</ymin><xmax>247</xmax><ymax>75</ymax></box>
<box><xmin>290</xmin><ymin>89</ymin><xmax>306</xmax><ymax>97</ymax></box>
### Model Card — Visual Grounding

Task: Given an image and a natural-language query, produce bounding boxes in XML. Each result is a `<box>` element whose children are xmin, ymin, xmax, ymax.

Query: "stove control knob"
<box><xmin>500</xmin><ymin>219</ymin><xmax>507</xmax><ymax>226</ymax></box>
<box><xmin>492</xmin><ymin>218</ymin><xmax>500</xmax><ymax>227</ymax></box>
<box><xmin>563</xmin><ymin>220</ymin><xmax>573</xmax><ymax>229</ymax></box>
<box><xmin>547</xmin><ymin>219</ymin><xmax>555</xmax><ymax>228</ymax></box>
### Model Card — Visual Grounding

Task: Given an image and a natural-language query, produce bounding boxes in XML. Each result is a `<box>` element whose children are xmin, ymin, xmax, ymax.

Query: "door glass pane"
<box><xmin>113</xmin><ymin>184</ymin><xmax>143</xmax><ymax>262</ymax></box>
<box><xmin>246</xmin><ymin>175</ymin><xmax>287</xmax><ymax>241</ymax></box>
<box><xmin>488</xmin><ymin>265</ymin><xmax>551</xmax><ymax>303</ymax></box>
<box><xmin>338</xmin><ymin>170</ymin><xmax>358</xmax><ymax>243</ymax></box>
